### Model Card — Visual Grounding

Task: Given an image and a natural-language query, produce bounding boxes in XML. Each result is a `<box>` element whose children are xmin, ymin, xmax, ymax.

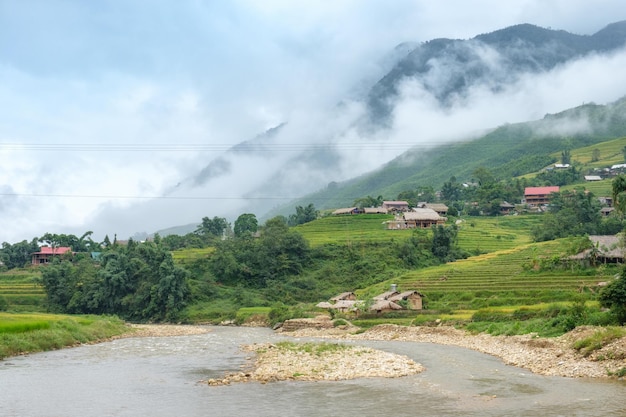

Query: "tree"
<box><xmin>431</xmin><ymin>225</ymin><xmax>464</xmax><ymax>263</ymax></box>
<box><xmin>288</xmin><ymin>204</ymin><xmax>318</xmax><ymax>226</ymax></box>
<box><xmin>441</xmin><ymin>178</ymin><xmax>462</xmax><ymax>202</ymax></box>
<box><xmin>532</xmin><ymin>190</ymin><xmax>602</xmax><ymax>241</ymax></box>
<box><xmin>561</xmin><ymin>149</ymin><xmax>571</xmax><ymax>165</ymax></box>
<box><xmin>599</xmin><ymin>270</ymin><xmax>626</xmax><ymax>324</ymax></box>
<box><xmin>234</xmin><ymin>213</ymin><xmax>258</xmax><ymax>237</ymax></box>
<box><xmin>612</xmin><ymin>175</ymin><xmax>626</xmax><ymax>217</ymax></box>
<box><xmin>195</xmin><ymin>216</ymin><xmax>229</xmax><ymax>240</ymax></box>
<box><xmin>0</xmin><ymin>238</ymin><xmax>40</xmax><ymax>269</ymax></box>
<box><xmin>353</xmin><ymin>195</ymin><xmax>383</xmax><ymax>209</ymax></box>
<box><xmin>473</xmin><ymin>167</ymin><xmax>496</xmax><ymax>187</ymax></box>
<box><xmin>591</xmin><ymin>148</ymin><xmax>601</xmax><ymax>162</ymax></box>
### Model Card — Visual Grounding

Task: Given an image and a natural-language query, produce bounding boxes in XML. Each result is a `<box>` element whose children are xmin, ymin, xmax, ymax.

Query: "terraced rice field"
<box><xmin>295</xmin><ymin>214</ymin><xmax>405</xmax><ymax>246</ymax></box>
<box><xmin>364</xmin><ymin>239</ymin><xmax>616</xmax><ymax>311</ymax></box>
<box><xmin>0</xmin><ymin>270</ymin><xmax>46</xmax><ymax>312</ymax></box>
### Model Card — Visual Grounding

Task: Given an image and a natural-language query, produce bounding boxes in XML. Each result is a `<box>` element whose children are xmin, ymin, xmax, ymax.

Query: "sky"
<box><xmin>1</xmin><ymin>0</ymin><xmax>626</xmax><ymax>243</ymax></box>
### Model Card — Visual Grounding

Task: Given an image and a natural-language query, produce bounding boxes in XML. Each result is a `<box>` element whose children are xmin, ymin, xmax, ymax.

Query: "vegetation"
<box><xmin>0</xmin><ymin>313</ymin><xmax>128</xmax><ymax>359</ymax></box>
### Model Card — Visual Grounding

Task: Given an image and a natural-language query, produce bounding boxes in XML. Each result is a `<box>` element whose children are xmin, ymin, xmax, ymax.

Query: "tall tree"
<box><xmin>195</xmin><ymin>216</ymin><xmax>229</xmax><ymax>240</ymax></box>
<box><xmin>234</xmin><ymin>213</ymin><xmax>258</xmax><ymax>237</ymax></box>
<box><xmin>612</xmin><ymin>175</ymin><xmax>626</xmax><ymax>217</ymax></box>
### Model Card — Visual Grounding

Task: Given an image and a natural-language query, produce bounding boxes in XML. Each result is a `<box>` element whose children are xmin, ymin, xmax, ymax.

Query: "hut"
<box><xmin>369</xmin><ymin>299</ymin><xmax>403</xmax><ymax>313</ymax></box>
<box><xmin>388</xmin><ymin>290</ymin><xmax>424</xmax><ymax>310</ymax></box>
<box><xmin>330</xmin><ymin>292</ymin><xmax>356</xmax><ymax>302</ymax></box>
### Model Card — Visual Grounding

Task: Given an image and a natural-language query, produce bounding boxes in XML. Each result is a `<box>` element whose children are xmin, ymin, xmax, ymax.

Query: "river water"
<box><xmin>1</xmin><ymin>326</ymin><xmax>624</xmax><ymax>417</ymax></box>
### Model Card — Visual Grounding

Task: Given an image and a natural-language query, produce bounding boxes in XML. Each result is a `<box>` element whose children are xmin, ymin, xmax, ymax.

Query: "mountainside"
<box><xmin>90</xmin><ymin>21</ymin><xmax>626</xmax><ymax>239</ymax></box>
<box><xmin>276</xmin><ymin>96</ymin><xmax>626</xmax><ymax>213</ymax></box>
<box><xmin>367</xmin><ymin>21</ymin><xmax>626</xmax><ymax>123</ymax></box>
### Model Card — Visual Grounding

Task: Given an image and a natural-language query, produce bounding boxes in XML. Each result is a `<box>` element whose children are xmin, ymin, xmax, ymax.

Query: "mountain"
<box><xmin>98</xmin><ymin>21</ymin><xmax>626</xmax><ymax>238</ymax></box>
<box><xmin>366</xmin><ymin>21</ymin><xmax>626</xmax><ymax>123</ymax></box>
<box><xmin>273</xmin><ymin>96</ymin><xmax>626</xmax><ymax>214</ymax></box>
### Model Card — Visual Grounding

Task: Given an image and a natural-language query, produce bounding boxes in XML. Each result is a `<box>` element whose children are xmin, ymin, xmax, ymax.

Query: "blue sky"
<box><xmin>1</xmin><ymin>0</ymin><xmax>626</xmax><ymax>242</ymax></box>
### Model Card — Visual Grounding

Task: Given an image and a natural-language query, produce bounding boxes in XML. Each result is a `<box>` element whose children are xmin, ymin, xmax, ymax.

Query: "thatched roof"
<box><xmin>363</xmin><ymin>207</ymin><xmax>388</xmax><ymax>214</ymax></box>
<box><xmin>389</xmin><ymin>290</ymin><xmax>424</xmax><ymax>302</ymax></box>
<box><xmin>330</xmin><ymin>291</ymin><xmax>356</xmax><ymax>301</ymax></box>
<box><xmin>569</xmin><ymin>235</ymin><xmax>625</xmax><ymax>261</ymax></box>
<box><xmin>369</xmin><ymin>300</ymin><xmax>403</xmax><ymax>311</ymax></box>
<box><xmin>332</xmin><ymin>207</ymin><xmax>359</xmax><ymax>215</ymax></box>
<box><xmin>405</xmin><ymin>208</ymin><xmax>441</xmax><ymax>221</ymax></box>
<box><xmin>315</xmin><ymin>302</ymin><xmax>334</xmax><ymax>309</ymax></box>
<box><xmin>333</xmin><ymin>300</ymin><xmax>357</xmax><ymax>309</ymax></box>
<box><xmin>424</xmin><ymin>203</ymin><xmax>448</xmax><ymax>213</ymax></box>
<box><xmin>373</xmin><ymin>290</ymin><xmax>400</xmax><ymax>300</ymax></box>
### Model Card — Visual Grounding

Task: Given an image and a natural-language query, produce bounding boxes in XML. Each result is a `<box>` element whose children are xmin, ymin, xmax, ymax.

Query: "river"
<box><xmin>1</xmin><ymin>326</ymin><xmax>624</xmax><ymax>416</ymax></box>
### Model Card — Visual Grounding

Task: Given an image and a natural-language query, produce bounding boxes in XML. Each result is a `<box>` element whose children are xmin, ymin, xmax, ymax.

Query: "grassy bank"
<box><xmin>0</xmin><ymin>313</ymin><xmax>129</xmax><ymax>360</ymax></box>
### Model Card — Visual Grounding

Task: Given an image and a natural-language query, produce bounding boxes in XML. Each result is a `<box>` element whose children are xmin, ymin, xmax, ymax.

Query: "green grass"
<box><xmin>572</xmin><ymin>326</ymin><xmax>626</xmax><ymax>357</ymax></box>
<box><xmin>274</xmin><ymin>341</ymin><xmax>351</xmax><ymax>355</ymax></box>
<box><xmin>294</xmin><ymin>214</ymin><xmax>405</xmax><ymax>246</ymax></box>
<box><xmin>0</xmin><ymin>313</ymin><xmax>129</xmax><ymax>359</ymax></box>
<box><xmin>171</xmin><ymin>247</ymin><xmax>215</xmax><ymax>264</ymax></box>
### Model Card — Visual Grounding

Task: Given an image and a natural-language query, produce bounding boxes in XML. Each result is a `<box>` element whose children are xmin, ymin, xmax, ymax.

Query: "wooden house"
<box><xmin>332</xmin><ymin>207</ymin><xmax>361</xmax><ymax>215</ymax></box>
<box><xmin>382</xmin><ymin>200</ymin><xmax>410</xmax><ymax>212</ymax></box>
<box><xmin>363</xmin><ymin>207</ymin><xmax>388</xmax><ymax>214</ymax></box>
<box><xmin>330</xmin><ymin>292</ymin><xmax>356</xmax><ymax>302</ymax></box>
<box><xmin>31</xmin><ymin>246</ymin><xmax>73</xmax><ymax>265</ymax></box>
<box><xmin>388</xmin><ymin>290</ymin><xmax>424</xmax><ymax>310</ymax></box>
<box><xmin>524</xmin><ymin>186</ymin><xmax>559</xmax><ymax>206</ymax></box>
<box><xmin>369</xmin><ymin>299</ymin><xmax>403</xmax><ymax>313</ymax></box>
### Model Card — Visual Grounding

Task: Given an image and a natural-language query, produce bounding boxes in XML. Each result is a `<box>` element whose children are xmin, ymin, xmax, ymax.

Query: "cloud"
<box><xmin>1</xmin><ymin>1</ymin><xmax>626</xmax><ymax>242</ymax></box>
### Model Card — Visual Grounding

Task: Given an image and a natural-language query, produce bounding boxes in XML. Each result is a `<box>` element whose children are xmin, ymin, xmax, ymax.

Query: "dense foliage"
<box><xmin>41</xmin><ymin>240</ymin><xmax>190</xmax><ymax>321</ymax></box>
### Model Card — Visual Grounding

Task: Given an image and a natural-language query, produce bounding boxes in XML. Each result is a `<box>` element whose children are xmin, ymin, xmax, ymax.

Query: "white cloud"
<box><xmin>1</xmin><ymin>1</ymin><xmax>626</xmax><ymax>242</ymax></box>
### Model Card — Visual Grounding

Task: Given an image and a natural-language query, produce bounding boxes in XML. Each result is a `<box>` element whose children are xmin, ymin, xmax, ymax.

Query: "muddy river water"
<box><xmin>1</xmin><ymin>326</ymin><xmax>624</xmax><ymax>416</ymax></box>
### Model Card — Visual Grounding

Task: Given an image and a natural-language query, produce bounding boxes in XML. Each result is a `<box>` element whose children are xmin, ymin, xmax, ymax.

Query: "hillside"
<box><xmin>275</xmin><ymin>97</ymin><xmax>626</xmax><ymax>213</ymax></box>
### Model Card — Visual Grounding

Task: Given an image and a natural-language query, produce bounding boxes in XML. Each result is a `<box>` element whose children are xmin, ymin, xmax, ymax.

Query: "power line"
<box><xmin>0</xmin><ymin>192</ymin><xmax>339</xmax><ymax>201</ymax></box>
<box><xmin>0</xmin><ymin>142</ymin><xmax>446</xmax><ymax>152</ymax></box>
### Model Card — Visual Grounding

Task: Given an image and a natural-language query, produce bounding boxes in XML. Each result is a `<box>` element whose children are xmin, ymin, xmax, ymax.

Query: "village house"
<box><xmin>382</xmin><ymin>200</ymin><xmax>410</xmax><ymax>212</ymax></box>
<box><xmin>388</xmin><ymin>290</ymin><xmax>425</xmax><ymax>310</ymax></box>
<box><xmin>330</xmin><ymin>292</ymin><xmax>356</xmax><ymax>302</ymax></box>
<box><xmin>31</xmin><ymin>246</ymin><xmax>73</xmax><ymax>265</ymax></box>
<box><xmin>363</xmin><ymin>207</ymin><xmax>388</xmax><ymax>214</ymax></box>
<box><xmin>332</xmin><ymin>207</ymin><xmax>361</xmax><ymax>215</ymax></box>
<box><xmin>523</xmin><ymin>186</ymin><xmax>560</xmax><ymax>207</ymax></box>
<box><xmin>569</xmin><ymin>235</ymin><xmax>625</xmax><ymax>265</ymax></box>
<box><xmin>386</xmin><ymin>208</ymin><xmax>446</xmax><ymax>229</ymax></box>
<box><xmin>369</xmin><ymin>299</ymin><xmax>403</xmax><ymax>313</ymax></box>
<box><xmin>420</xmin><ymin>203</ymin><xmax>448</xmax><ymax>216</ymax></box>
<box><xmin>500</xmin><ymin>201</ymin><xmax>516</xmax><ymax>215</ymax></box>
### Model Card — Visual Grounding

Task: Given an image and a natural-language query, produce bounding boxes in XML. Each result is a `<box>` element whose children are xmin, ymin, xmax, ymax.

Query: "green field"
<box><xmin>362</xmin><ymin>239</ymin><xmax>616</xmax><ymax>311</ymax></box>
<box><xmin>0</xmin><ymin>269</ymin><xmax>45</xmax><ymax>312</ymax></box>
<box><xmin>294</xmin><ymin>214</ymin><xmax>404</xmax><ymax>246</ymax></box>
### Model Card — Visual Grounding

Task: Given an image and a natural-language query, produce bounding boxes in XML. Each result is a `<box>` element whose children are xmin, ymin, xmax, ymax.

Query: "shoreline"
<box><xmin>112</xmin><ymin>321</ymin><xmax>625</xmax><ymax>381</ymax></box>
<box><xmin>280</xmin><ymin>321</ymin><xmax>626</xmax><ymax>379</ymax></box>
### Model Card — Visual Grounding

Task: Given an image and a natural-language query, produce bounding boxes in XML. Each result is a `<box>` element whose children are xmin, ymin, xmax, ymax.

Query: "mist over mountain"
<box><xmin>87</xmin><ymin>20</ymin><xmax>626</xmax><ymax>238</ymax></box>
<box><xmin>367</xmin><ymin>21</ymin><xmax>626</xmax><ymax>123</ymax></box>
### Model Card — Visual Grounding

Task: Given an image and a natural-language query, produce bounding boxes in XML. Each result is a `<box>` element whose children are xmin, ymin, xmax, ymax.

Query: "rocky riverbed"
<box><xmin>282</xmin><ymin>318</ymin><xmax>626</xmax><ymax>379</ymax></box>
<box><xmin>116</xmin><ymin>320</ymin><xmax>625</xmax><ymax>381</ymax></box>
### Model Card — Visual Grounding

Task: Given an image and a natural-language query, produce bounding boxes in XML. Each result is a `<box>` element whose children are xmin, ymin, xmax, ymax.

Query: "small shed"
<box><xmin>332</xmin><ymin>300</ymin><xmax>358</xmax><ymax>312</ymax></box>
<box><xmin>332</xmin><ymin>207</ymin><xmax>361</xmax><ymax>215</ymax></box>
<box><xmin>330</xmin><ymin>292</ymin><xmax>356</xmax><ymax>302</ymax></box>
<box><xmin>373</xmin><ymin>290</ymin><xmax>400</xmax><ymax>300</ymax></box>
<box><xmin>369</xmin><ymin>299</ymin><xmax>403</xmax><ymax>313</ymax></box>
<box><xmin>363</xmin><ymin>207</ymin><xmax>388</xmax><ymax>214</ymax></box>
<box><xmin>389</xmin><ymin>290</ymin><xmax>424</xmax><ymax>310</ymax></box>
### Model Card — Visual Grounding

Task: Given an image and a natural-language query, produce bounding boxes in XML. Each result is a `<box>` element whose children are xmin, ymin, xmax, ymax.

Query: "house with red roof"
<box><xmin>524</xmin><ymin>186</ymin><xmax>560</xmax><ymax>207</ymax></box>
<box><xmin>31</xmin><ymin>246</ymin><xmax>73</xmax><ymax>265</ymax></box>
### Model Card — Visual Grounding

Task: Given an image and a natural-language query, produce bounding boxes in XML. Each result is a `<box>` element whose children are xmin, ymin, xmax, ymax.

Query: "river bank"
<box><xmin>280</xmin><ymin>318</ymin><xmax>626</xmax><ymax>379</ymax></box>
<box><xmin>114</xmin><ymin>320</ymin><xmax>626</xmax><ymax>381</ymax></box>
